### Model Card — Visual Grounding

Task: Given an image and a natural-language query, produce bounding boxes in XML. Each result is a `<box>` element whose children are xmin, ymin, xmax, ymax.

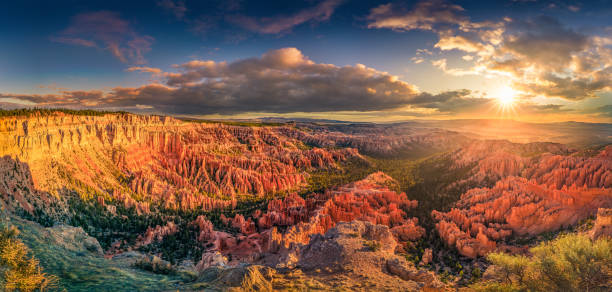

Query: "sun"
<box><xmin>490</xmin><ymin>85</ymin><xmax>520</xmax><ymax>117</ymax></box>
<box><xmin>496</xmin><ymin>85</ymin><xmax>517</xmax><ymax>107</ymax></box>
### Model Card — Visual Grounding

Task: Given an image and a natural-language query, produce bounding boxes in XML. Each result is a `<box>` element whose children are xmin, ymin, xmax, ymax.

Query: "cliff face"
<box><xmin>433</xmin><ymin>145</ymin><xmax>612</xmax><ymax>258</ymax></box>
<box><xmin>0</xmin><ymin>113</ymin><xmax>357</xmax><ymax>214</ymax></box>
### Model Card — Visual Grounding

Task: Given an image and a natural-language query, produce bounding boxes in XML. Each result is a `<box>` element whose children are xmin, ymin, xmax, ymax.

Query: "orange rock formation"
<box><xmin>434</xmin><ymin>145</ymin><xmax>612</xmax><ymax>258</ymax></box>
<box><xmin>191</xmin><ymin>172</ymin><xmax>425</xmax><ymax>266</ymax></box>
<box><xmin>0</xmin><ymin>112</ymin><xmax>357</xmax><ymax>214</ymax></box>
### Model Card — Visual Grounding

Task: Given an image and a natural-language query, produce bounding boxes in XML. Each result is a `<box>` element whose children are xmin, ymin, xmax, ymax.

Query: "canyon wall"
<box><xmin>0</xmin><ymin>112</ymin><xmax>357</xmax><ymax>214</ymax></box>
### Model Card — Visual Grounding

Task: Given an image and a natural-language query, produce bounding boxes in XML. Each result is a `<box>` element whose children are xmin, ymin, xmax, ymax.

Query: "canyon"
<box><xmin>1</xmin><ymin>111</ymin><xmax>610</xmax><ymax>291</ymax></box>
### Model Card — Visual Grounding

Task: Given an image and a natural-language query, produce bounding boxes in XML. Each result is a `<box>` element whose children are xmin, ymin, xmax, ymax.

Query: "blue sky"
<box><xmin>1</xmin><ymin>0</ymin><xmax>611</xmax><ymax>122</ymax></box>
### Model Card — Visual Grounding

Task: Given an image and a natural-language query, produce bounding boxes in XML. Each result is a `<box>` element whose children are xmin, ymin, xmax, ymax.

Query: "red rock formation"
<box><xmin>433</xmin><ymin>146</ymin><xmax>612</xmax><ymax>258</ymax></box>
<box><xmin>192</xmin><ymin>172</ymin><xmax>425</xmax><ymax>266</ymax></box>
<box><xmin>112</xmin><ymin>124</ymin><xmax>358</xmax><ymax>212</ymax></box>
<box><xmin>590</xmin><ymin>208</ymin><xmax>612</xmax><ymax>240</ymax></box>
<box><xmin>135</xmin><ymin>221</ymin><xmax>179</xmax><ymax>247</ymax></box>
<box><xmin>0</xmin><ymin>112</ymin><xmax>358</xmax><ymax>215</ymax></box>
<box><xmin>450</xmin><ymin>140</ymin><xmax>571</xmax><ymax>184</ymax></box>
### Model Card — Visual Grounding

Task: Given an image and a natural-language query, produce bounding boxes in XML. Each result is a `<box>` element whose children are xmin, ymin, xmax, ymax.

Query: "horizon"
<box><xmin>2</xmin><ymin>107</ymin><xmax>612</xmax><ymax>125</ymax></box>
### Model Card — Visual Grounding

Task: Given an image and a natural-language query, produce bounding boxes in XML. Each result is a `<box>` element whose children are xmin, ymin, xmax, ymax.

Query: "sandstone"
<box><xmin>190</xmin><ymin>173</ymin><xmax>425</xmax><ymax>266</ymax></box>
<box><xmin>386</xmin><ymin>258</ymin><xmax>442</xmax><ymax>287</ymax></box>
<box><xmin>419</xmin><ymin>248</ymin><xmax>432</xmax><ymax>266</ymax></box>
<box><xmin>433</xmin><ymin>145</ymin><xmax>612</xmax><ymax>258</ymax></box>
<box><xmin>591</xmin><ymin>208</ymin><xmax>612</xmax><ymax>240</ymax></box>
<box><xmin>295</xmin><ymin>220</ymin><xmax>442</xmax><ymax>289</ymax></box>
<box><xmin>0</xmin><ymin>113</ymin><xmax>357</xmax><ymax>216</ymax></box>
<box><xmin>196</xmin><ymin>251</ymin><xmax>228</xmax><ymax>271</ymax></box>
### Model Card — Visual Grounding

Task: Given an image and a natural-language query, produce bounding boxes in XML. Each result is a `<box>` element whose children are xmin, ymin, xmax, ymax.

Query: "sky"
<box><xmin>0</xmin><ymin>0</ymin><xmax>611</xmax><ymax>123</ymax></box>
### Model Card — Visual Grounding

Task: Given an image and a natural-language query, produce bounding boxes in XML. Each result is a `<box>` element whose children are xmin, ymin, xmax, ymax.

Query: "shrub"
<box><xmin>472</xmin><ymin>233</ymin><xmax>612</xmax><ymax>292</ymax></box>
<box><xmin>133</xmin><ymin>256</ymin><xmax>175</xmax><ymax>275</ymax></box>
<box><xmin>364</xmin><ymin>240</ymin><xmax>382</xmax><ymax>252</ymax></box>
<box><xmin>470</xmin><ymin>267</ymin><xmax>482</xmax><ymax>282</ymax></box>
<box><xmin>0</xmin><ymin>225</ymin><xmax>57</xmax><ymax>291</ymax></box>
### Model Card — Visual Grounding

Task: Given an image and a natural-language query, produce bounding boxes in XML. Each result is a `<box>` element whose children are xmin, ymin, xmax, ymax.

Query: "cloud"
<box><xmin>431</xmin><ymin>58</ymin><xmax>481</xmax><ymax>76</ymax></box>
<box><xmin>408</xmin><ymin>89</ymin><xmax>490</xmax><ymax>113</ymax></box>
<box><xmin>367</xmin><ymin>1</ymin><xmax>465</xmax><ymax>31</ymax></box>
<box><xmin>589</xmin><ymin>104</ymin><xmax>612</xmax><ymax>118</ymax></box>
<box><xmin>51</xmin><ymin>11</ymin><xmax>154</xmax><ymax>64</ymax></box>
<box><xmin>367</xmin><ymin>0</ymin><xmax>499</xmax><ymax>32</ymax></box>
<box><xmin>368</xmin><ymin>1</ymin><xmax>612</xmax><ymax>101</ymax></box>
<box><xmin>517</xmin><ymin>103</ymin><xmax>572</xmax><ymax>114</ymax></box>
<box><xmin>228</xmin><ymin>0</ymin><xmax>343</xmax><ymax>34</ymax></box>
<box><xmin>157</xmin><ymin>0</ymin><xmax>187</xmax><ymax>20</ymax></box>
<box><xmin>0</xmin><ymin>47</ymin><xmax>493</xmax><ymax>115</ymax></box>
<box><xmin>126</xmin><ymin>66</ymin><xmax>163</xmax><ymax>74</ymax></box>
<box><xmin>434</xmin><ymin>35</ymin><xmax>493</xmax><ymax>54</ymax></box>
<box><xmin>502</xmin><ymin>17</ymin><xmax>588</xmax><ymax>68</ymax></box>
<box><xmin>488</xmin><ymin>17</ymin><xmax>612</xmax><ymax>100</ymax></box>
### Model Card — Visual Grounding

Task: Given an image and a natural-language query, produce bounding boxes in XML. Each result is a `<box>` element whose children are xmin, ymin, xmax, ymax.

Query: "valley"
<box><xmin>0</xmin><ymin>109</ymin><xmax>610</xmax><ymax>291</ymax></box>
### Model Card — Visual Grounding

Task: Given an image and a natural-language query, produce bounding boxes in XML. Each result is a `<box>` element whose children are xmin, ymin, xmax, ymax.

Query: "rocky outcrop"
<box><xmin>195</xmin><ymin>252</ymin><xmax>228</xmax><ymax>271</ymax></box>
<box><xmin>36</xmin><ymin>224</ymin><xmax>104</xmax><ymax>257</ymax></box>
<box><xmin>0</xmin><ymin>156</ymin><xmax>54</xmax><ymax>214</ymax></box>
<box><xmin>433</xmin><ymin>146</ymin><xmax>612</xmax><ymax>258</ymax></box>
<box><xmin>591</xmin><ymin>208</ymin><xmax>612</xmax><ymax>240</ymax></box>
<box><xmin>296</xmin><ymin>221</ymin><xmax>443</xmax><ymax>290</ymax></box>
<box><xmin>191</xmin><ymin>173</ymin><xmax>425</xmax><ymax>266</ymax></box>
<box><xmin>267</xmin><ymin>172</ymin><xmax>424</xmax><ymax>255</ymax></box>
<box><xmin>135</xmin><ymin>221</ymin><xmax>179</xmax><ymax>248</ymax></box>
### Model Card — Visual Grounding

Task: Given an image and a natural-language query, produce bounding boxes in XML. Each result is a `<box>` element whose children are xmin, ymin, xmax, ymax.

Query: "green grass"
<box><xmin>9</xmin><ymin>217</ymin><xmax>183</xmax><ymax>292</ymax></box>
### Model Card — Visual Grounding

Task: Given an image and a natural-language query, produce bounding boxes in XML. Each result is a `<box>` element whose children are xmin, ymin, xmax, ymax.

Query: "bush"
<box><xmin>0</xmin><ymin>225</ymin><xmax>57</xmax><ymax>291</ymax></box>
<box><xmin>472</xmin><ymin>233</ymin><xmax>612</xmax><ymax>292</ymax></box>
<box><xmin>364</xmin><ymin>240</ymin><xmax>382</xmax><ymax>252</ymax></box>
<box><xmin>134</xmin><ymin>256</ymin><xmax>175</xmax><ymax>275</ymax></box>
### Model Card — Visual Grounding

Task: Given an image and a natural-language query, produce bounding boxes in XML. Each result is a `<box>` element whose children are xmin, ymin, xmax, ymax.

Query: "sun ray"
<box><xmin>490</xmin><ymin>85</ymin><xmax>520</xmax><ymax>118</ymax></box>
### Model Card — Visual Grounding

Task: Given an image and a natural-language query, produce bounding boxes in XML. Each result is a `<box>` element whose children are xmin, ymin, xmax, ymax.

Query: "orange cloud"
<box><xmin>369</xmin><ymin>1</ymin><xmax>612</xmax><ymax>101</ymax></box>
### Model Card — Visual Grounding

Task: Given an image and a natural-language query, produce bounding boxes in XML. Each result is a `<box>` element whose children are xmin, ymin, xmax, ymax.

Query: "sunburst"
<box><xmin>492</xmin><ymin>85</ymin><xmax>519</xmax><ymax>116</ymax></box>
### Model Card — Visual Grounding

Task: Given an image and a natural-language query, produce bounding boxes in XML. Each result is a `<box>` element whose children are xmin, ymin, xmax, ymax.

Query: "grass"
<box><xmin>9</xmin><ymin>217</ymin><xmax>183</xmax><ymax>292</ymax></box>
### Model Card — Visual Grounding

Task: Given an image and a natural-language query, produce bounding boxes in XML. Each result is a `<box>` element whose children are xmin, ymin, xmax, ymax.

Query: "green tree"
<box><xmin>0</xmin><ymin>225</ymin><xmax>57</xmax><ymax>291</ymax></box>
